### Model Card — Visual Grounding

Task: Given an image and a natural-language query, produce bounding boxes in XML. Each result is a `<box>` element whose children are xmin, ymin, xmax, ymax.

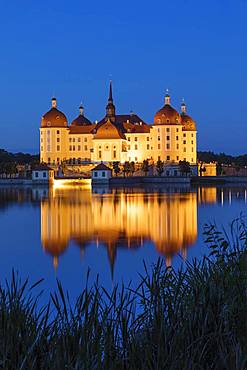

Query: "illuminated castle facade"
<box><xmin>40</xmin><ymin>83</ymin><xmax>197</xmax><ymax>165</ymax></box>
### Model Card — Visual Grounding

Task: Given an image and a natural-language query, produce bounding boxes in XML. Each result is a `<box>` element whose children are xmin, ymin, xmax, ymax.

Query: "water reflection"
<box><xmin>0</xmin><ymin>184</ymin><xmax>247</xmax><ymax>276</ymax></box>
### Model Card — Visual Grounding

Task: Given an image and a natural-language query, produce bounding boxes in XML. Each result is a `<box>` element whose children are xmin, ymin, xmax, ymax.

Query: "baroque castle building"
<box><xmin>40</xmin><ymin>83</ymin><xmax>197</xmax><ymax>165</ymax></box>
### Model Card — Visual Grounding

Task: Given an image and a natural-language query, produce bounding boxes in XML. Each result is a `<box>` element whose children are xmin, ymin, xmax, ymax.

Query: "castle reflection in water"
<box><xmin>1</xmin><ymin>184</ymin><xmax>247</xmax><ymax>274</ymax></box>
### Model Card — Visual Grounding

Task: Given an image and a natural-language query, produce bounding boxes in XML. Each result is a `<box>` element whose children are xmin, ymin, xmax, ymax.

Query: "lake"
<box><xmin>0</xmin><ymin>183</ymin><xmax>246</xmax><ymax>299</ymax></box>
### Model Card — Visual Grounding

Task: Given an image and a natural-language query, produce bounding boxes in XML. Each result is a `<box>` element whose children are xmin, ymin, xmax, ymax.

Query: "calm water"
<box><xmin>0</xmin><ymin>183</ymin><xmax>246</xmax><ymax>299</ymax></box>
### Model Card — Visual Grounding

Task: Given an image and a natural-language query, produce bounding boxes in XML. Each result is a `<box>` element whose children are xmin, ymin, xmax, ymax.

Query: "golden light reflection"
<box><xmin>41</xmin><ymin>185</ymin><xmax>198</xmax><ymax>272</ymax></box>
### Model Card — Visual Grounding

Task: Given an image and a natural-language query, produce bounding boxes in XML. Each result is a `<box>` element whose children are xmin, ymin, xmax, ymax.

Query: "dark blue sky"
<box><xmin>0</xmin><ymin>0</ymin><xmax>246</xmax><ymax>154</ymax></box>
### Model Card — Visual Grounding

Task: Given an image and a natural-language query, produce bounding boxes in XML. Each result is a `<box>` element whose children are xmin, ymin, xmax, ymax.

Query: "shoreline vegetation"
<box><xmin>1</xmin><ymin>219</ymin><xmax>247</xmax><ymax>369</ymax></box>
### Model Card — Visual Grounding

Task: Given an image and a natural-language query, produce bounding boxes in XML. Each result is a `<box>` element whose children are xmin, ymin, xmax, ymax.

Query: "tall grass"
<box><xmin>1</xmin><ymin>219</ymin><xmax>247</xmax><ymax>369</ymax></box>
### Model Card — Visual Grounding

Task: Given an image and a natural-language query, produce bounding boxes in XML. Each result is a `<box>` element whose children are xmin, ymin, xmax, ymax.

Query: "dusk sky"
<box><xmin>0</xmin><ymin>0</ymin><xmax>246</xmax><ymax>154</ymax></box>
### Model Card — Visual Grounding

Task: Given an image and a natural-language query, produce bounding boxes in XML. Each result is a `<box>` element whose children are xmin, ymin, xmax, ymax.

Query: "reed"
<box><xmin>1</xmin><ymin>218</ymin><xmax>247</xmax><ymax>369</ymax></box>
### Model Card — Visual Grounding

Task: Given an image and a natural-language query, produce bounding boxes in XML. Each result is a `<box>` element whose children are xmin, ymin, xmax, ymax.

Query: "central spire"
<box><xmin>106</xmin><ymin>80</ymin><xmax>116</xmax><ymax>120</ymax></box>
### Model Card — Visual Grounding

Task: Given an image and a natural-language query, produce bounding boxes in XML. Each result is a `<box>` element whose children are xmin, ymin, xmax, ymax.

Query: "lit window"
<box><xmin>166</xmin><ymin>156</ymin><xmax>170</xmax><ymax>161</ymax></box>
<box><xmin>57</xmin><ymin>145</ymin><xmax>60</xmax><ymax>151</ymax></box>
<box><xmin>166</xmin><ymin>128</ymin><xmax>170</xmax><ymax>132</ymax></box>
<box><xmin>135</xmin><ymin>144</ymin><xmax>138</xmax><ymax>150</ymax></box>
<box><xmin>135</xmin><ymin>137</ymin><xmax>138</xmax><ymax>141</ymax></box>
<box><xmin>183</xmin><ymin>140</ymin><xmax>186</xmax><ymax>144</ymax></box>
<box><xmin>57</xmin><ymin>138</ymin><xmax>60</xmax><ymax>142</ymax></box>
<box><xmin>166</xmin><ymin>136</ymin><xmax>170</xmax><ymax>140</ymax></box>
<box><xmin>158</xmin><ymin>144</ymin><xmax>160</xmax><ymax>150</ymax></box>
<box><xmin>78</xmin><ymin>146</ymin><xmax>81</xmax><ymax>151</ymax></box>
<box><xmin>166</xmin><ymin>144</ymin><xmax>170</xmax><ymax>149</ymax></box>
<box><xmin>176</xmin><ymin>136</ymin><xmax>179</xmax><ymax>140</ymax></box>
<box><xmin>57</xmin><ymin>130</ymin><xmax>60</xmax><ymax>135</ymax></box>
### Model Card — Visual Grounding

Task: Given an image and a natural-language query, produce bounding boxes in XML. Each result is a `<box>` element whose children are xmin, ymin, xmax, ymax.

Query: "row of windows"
<box><xmin>69</xmin><ymin>137</ymin><xmax>88</xmax><ymax>143</ymax></box>
<box><xmin>41</xmin><ymin>130</ymin><xmax>60</xmax><ymax>136</ymax></box>
<box><xmin>69</xmin><ymin>145</ymin><xmax>88</xmax><ymax>151</ymax></box>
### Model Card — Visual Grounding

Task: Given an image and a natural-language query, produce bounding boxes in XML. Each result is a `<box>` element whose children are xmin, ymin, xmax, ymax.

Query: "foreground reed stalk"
<box><xmin>1</xmin><ymin>218</ymin><xmax>247</xmax><ymax>369</ymax></box>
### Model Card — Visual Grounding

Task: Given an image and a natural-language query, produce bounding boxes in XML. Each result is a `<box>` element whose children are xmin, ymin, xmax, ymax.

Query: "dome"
<box><xmin>181</xmin><ymin>113</ymin><xmax>196</xmax><ymax>131</ymax></box>
<box><xmin>41</xmin><ymin>98</ymin><xmax>68</xmax><ymax>128</ymax></box>
<box><xmin>154</xmin><ymin>94</ymin><xmax>181</xmax><ymax>125</ymax></box>
<box><xmin>71</xmin><ymin>105</ymin><xmax>92</xmax><ymax>126</ymax></box>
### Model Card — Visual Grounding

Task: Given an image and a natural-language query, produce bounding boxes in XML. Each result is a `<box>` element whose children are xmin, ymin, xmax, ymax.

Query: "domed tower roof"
<box><xmin>154</xmin><ymin>91</ymin><xmax>181</xmax><ymax>125</ymax></box>
<box><xmin>71</xmin><ymin>104</ymin><xmax>92</xmax><ymax>126</ymax></box>
<box><xmin>180</xmin><ymin>101</ymin><xmax>196</xmax><ymax>131</ymax></box>
<box><xmin>41</xmin><ymin>98</ymin><xmax>68</xmax><ymax>128</ymax></box>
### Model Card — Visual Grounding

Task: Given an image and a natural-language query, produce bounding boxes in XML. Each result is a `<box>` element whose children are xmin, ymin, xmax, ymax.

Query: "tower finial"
<box><xmin>51</xmin><ymin>96</ymin><xmax>57</xmax><ymax>108</ymax></box>
<box><xmin>106</xmin><ymin>80</ymin><xmax>116</xmax><ymax>119</ymax></box>
<box><xmin>79</xmin><ymin>102</ymin><xmax>84</xmax><ymax>116</ymax></box>
<box><xmin>165</xmin><ymin>89</ymin><xmax>170</xmax><ymax>105</ymax></box>
<box><xmin>181</xmin><ymin>98</ymin><xmax>186</xmax><ymax>114</ymax></box>
<box><xmin>109</xmin><ymin>80</ymin><xmax>113</xmax><ymax>102</ymax></box>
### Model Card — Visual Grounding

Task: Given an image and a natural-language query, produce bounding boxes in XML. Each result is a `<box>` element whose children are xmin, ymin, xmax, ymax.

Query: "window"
<box><xmin>147</xmin><ymin>137</ymin><xmax>149</xmax><ymax>141</ymax></box>
<box><xmin>43</xmin><ymin>172</ymin><xmax>47</xmax><ymax>178</ymax></box>
<box><xmin>166</xmin><ymin>136</ymin><xmax>170</xmax><ymax>140</ymax></box>
<box><xmin>158</xmin><ymin>156</ymin><xmax>161</xmax><ymax>161</ymax></box>
<box><xmin>191</xmin><ymin>133</ymin><xmax>194</xmax><ymax>137</ymax></box>
<box><xmin>57</xmin><ymin>145</ymin><xmax>60</xmax><ymax>151</ymax></box>
<box><xmin>166</xmin><ymin>128</ymin><xmax>170</xmax><ymax>132</ymax></box>
<box><xmin>128</xmin><ymin>145</ymin><xmax>130</xmax><ymax>150</ymax></box>
<box><xmin>41</xmin><ymin>138</ymin><xmax>43</xmax><ymax>143</ymax></box>
<box><xmin>35</xmin><ymin>172</ymin><xmax>38</xmax><ymax>178</ymax></box>
<box><xmin>48</xmin><ymin>158</ymin><xmax>51</xmax><ymax>163</ymax></box>
<box><xmin>135</xmin><ymin>137</ymin><xmax>138</xmax><ymax>141</ymax></box>
<box><xmin>73</xmin><ymin>158</ymin><xmax>76</xmax><ymax>164</ymax></box>
<box><xmin>84</xmin><ymin>138</ymin><xmax>87</xmax><ymax>142</ymax></box>
<box><xmin>57</xmin><ymin>130</ymin><xmax>60</xmax><ymax>135</ymax></box>
<box><xmin>192</xmin><ymin>147</ymin><xmax>194</xmax><ymax>152</ymax></box>
<box><xmin>166</xmin><ymin>170</ymin><xmax>170</xmax><ymax>176</ymax></box>
<box><xmin>41</xmin><ymin>146</ymin><xmax>43</xmax><ymax>151</ymax></box>
<box><xmin>78</xmin><ymin>146</ymin><xmax>81</xmax><ymax>151</ymax></box>
<box><xmin>69</xmin><ymin>145</ymin><xmax>72</xmax><ymax>151</ymax></box>
<box><xmin>166</xmin><ymin>156</ymin><xmax>170</xmax><ymax>161</ymax></box>
<box><xmin>135</xmin><ymin>144</ymin><xmax>138</xmax><ymax>150</ymax></box>
<box><xmin>73</xmin><ymin>145</ymin><xmax>75</xmax><ymax>151</ymax></box>
<box><xmin>176</xmin><ymin>156</ymin><xmax>179</xmax><ymax>161</ymax></box>
<box><xmin>174</xmin><ymin>170</ymin><xmax>177</xmax><ymax>176</ymax></box>
<box><xmin>183</xmin><ymin>148</ymin><xmax>186</xmax><ymax>152</ymax></box>
<box><xmin>94</xmin><ymin>172</ymin><xmax>98</xmax><ymax>177</ymax></box>
<box><xmin>183</xmin><ymin>140</ymin><xmax>186</xmax><ymax>144</ymax></box>
<box><xmin>47</xmin><ymin>137</ymin><xmax>50</xmax><ymax>143</ymax></box>
<box><xmin>127</xmin><ymin>137</ymin><xmax>130</xmax><ymax>141</ymax></box>
<box><xmin>57</xmin><ymin>138</ymin><xmax>60</xmax><ymax>142</ymax></box>
<box><xmin>113</xmin><ymin>150</ymin><xmax>116</xmax><ymax>159</ymax></box>
<box><xmin>41</xmin><ymin>132</ymin><xmax>43</xmax><ymax>135</ymax></box>
<box><xmin>47</xmin><ymin>145</ymin><xmax>50</xmax><ymax>151</ymax></box>
<box><xmin>73</xmin><ymin>138</ymin><xmax>75</xmax><ymax>143</ymax></box>
<box><xmin>78</xmin><ymin>158</ymin><xmax>81</xmax><ymax>164</ymax></box>
<box><xmin>47</xmin><ymin>131</ymin><xmax>50</xmax><ymax>135</ymax></box>
<box><xmin>85</xmin><ymin>145</ymin><xmax>88</xmax><ymax>151</ymax></box>
<box><xmin>99</xmin><ymin>151</ymin><xmax>102</xmax><ymax>159</ymax></box>
<box><xmin>57</xmin><ymin>158</ymin><xmax>60</xmax><ymax>163</ymax></box>
<box><xmin>191</xmin><ymin>140</ymin><xmax>194</xmax><ymax>144</ymax></box>
<box><xmin>191</xmin><ymin>158</ymin><xmax>194</xmax><ymax>162</ymax></box>
<box><xmin>158</xmin><ymin>128</ymin><xmax>160</xmax><ymax>133</ymax></box>
<box><xmin>176</xmin><ymin>128</ymin><xmax>179</xmax><ymax>133</ymax></box>
<box><xmin>147</xmin><ymin>144</ymin><xmax>150</xmax><ymax>150</ymax></box>
<box><xmin>158</xmin><ymin>144</ymin><xmax>160</xmax><ymax>150</ymax></box>
<box><xmin>69</xmin><ymin>138</ymin><xmax>72</xmax><ymax>142</ymax></box>
<box><xmin>102</xmin><ymin>171</ymin><xmax>106</xmax><ymax>177</ymax></box>
<box><xmin>78</xmin><ymin>138</ymin><xmax>81</xmax><ymax>142</ymax></box>
<box><xmin>176</xmin><ymin>144</ymin><xmax>179</xmax><ymax>150</ymax></box>
<box><xmin>183</xmin><ymin>133</ymin><xmax>186</xmax><ymax>137</ymax></box>
<box><xmin>158</xmin><ymin>136</ymin><xmax>160</xmax><ymax>141</ymax></box>
<box><xmin>166</xmin><ymin>144</ymin><xmax>170</xmax><ymax>149</ymax></box>
<box><xmin>176</xmin><ymin>136</ymin><xmax>179</xmax><ymax>140</ymax></box>
<box><xmin>135</xmin><ymin>157</ymin><xmax>137</xmax><ymax>161</ymax></box>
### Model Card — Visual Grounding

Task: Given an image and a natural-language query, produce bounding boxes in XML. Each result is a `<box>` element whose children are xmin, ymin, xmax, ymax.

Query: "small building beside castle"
<box><xmin>39</xmin><ymin>83</ymin><xmax>197</xmax><ymax>167</ymax></box>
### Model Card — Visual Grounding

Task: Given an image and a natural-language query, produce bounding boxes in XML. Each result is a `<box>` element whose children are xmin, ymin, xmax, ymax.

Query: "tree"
<box><xmin>141</xmin><ymin>159</ymin><xmax>149</xmax><ymax>176</ymax></box>
<box><xmin>179</xmin><ymin>160</ymin><xmax>191</xmax><ymax>177</ymax></box>
<box><xmin>123</xmin><ymin>161</ymin><xmax>131</xmax><ymax>177</ymax></box>
<box><xmin>156</xmin><ymin>160</ymin><xmax>164</xmax><ymax>177</ymax></box>
<box><xmin>112</xmin><ymin>161</ymin><xmax>120</xmax><ymax>177</ymax></box>
<box><xmin>129</xmin><ymin>161</ymin><xmax>135</xmax><ymax>176</ymax></box>
<box><xmin>199</xmin><ymin>162</ymin><xmax>206</xmax><ymax>177</ymax></box>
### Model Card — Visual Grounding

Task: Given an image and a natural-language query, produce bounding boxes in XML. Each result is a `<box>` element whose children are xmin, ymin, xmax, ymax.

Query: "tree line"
<box><xmin>198</xmin><ymin>151</ymin><xmax>247</xmax><ymax>166</ymax></box>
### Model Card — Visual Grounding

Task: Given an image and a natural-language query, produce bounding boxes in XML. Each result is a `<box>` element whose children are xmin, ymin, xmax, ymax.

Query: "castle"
<box><xmin>40</xmin><ymin>83</ymin><xmax>197</xmax><ymax>166</ymax></box>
